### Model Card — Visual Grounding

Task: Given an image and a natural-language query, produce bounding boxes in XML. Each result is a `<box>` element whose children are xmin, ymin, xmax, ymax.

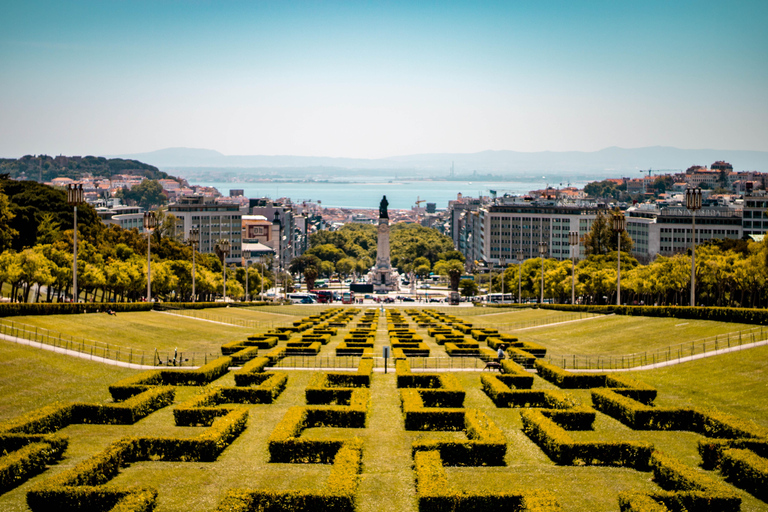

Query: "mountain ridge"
<box><xmin>112</xmin><ymin>146</ymin><xmax>768</xmax><ymax>174</ymax></box>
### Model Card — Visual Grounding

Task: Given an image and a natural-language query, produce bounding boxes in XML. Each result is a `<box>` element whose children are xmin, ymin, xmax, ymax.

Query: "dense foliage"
<box><xmin>306</xmin><ymin>223</ymin><xmax>457</xmax><ymax>277</ymax></box>
<box><xmin>0</xmin><ymin>179</ymin><xmax>271</xmax><ymax>303</ymax></box>
<box><xmin>493</xmin><ymin>237</ymin><xmax>768</xmax><ymax>307</ymax></box>
<box><xmin>0</xmin><ymin>155</ymin><xmax>170</xmax><ymax>182</ymax></box>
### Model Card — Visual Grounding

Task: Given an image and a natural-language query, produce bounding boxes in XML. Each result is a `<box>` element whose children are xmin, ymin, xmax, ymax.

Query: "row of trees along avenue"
<box><xmin>489</xmin><ymin>211</ymin><xmax>768</xmax><ymax>307</ymax></box>
<box><xmin>0</xmin><ymin>178</ymin><xmax>273</xmax><ymax>302</ymax></box>
<box><xmin>2</xmin><ymin>177</ymin><xmax>767</xmax><ymax>307</ymax></box>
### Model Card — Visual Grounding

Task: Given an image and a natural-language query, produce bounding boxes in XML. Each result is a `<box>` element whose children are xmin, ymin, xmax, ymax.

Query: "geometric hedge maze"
<box><xmin>0</xmin><ymin>306</ymin><xmax>767</xmax><ymax>511</ymax></box>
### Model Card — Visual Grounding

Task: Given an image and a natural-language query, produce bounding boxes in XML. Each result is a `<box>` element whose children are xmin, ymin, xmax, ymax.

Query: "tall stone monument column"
<box><xmin>373</xmin><ymin>195</ymin><xmax>397</xmax><ymax>291</ymax></box>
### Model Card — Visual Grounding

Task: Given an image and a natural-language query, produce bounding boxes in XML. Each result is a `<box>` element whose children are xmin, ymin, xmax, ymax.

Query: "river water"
<box><xmin>195</xmin><ymin>177</ymin><xmax>591</xmax><ymax>210</ymax></box>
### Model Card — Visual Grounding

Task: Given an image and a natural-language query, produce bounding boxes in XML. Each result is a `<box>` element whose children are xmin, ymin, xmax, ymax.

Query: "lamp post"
<box><xmin>66</xmin><ymin>184</ymin><xmax>84</xmax><ymax>302</ymax></box>
<box><xmin>500</xmin><ymin>256</ymin><xmax>506</xmax><ymax>302</ymax></box>
<box><xmin>538</xmin><ymin>242</ymin><xmax>547</xmax><ymax>304</ymax></box>
<box><xmin>260</xmin><ymin>260</ymin><xmax>265</xmax><ymax>300</ymax></box>
<box><xmin>612</xmin><ymin>212</ymin><xmax>626</xmax><ymax>306</ymax></box>
<box><xmin>216</xmin><ymin>239</ymin><xmax>231</xmax><ymax>301</ymax></box>
<box><xmin>686</xmin><ymin>187</ymin><xmax>702</xmax><ymax>306</ymax></box>
<box><xmin>189</xmin><ymin>228</ymin><xmax>199</xmax><ymax>302</ymax></box>
<box><xmin>143</xmin><ymin>212</ymin><xmax>157</xmax><ymax>302</ymax></box>
<box><xmin>569</xmin><ymin>231</ymin><xmax>579</xmax><ymax>305</ymax></box>
<box><xmin>516</xmin><ymin>250</ymin><xmax>524</xmax><ymax>304</ymax></box>
<box><xmin>244</xmin><ymin>260</ymin><xmax>250</xmax><ymax>302</ymax></box>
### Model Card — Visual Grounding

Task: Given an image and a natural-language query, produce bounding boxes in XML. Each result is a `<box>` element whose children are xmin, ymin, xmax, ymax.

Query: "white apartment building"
<box><xmin>169</xmin><ymin>195</ymin><xmax>242</xmax><ymax>264</ymax></box>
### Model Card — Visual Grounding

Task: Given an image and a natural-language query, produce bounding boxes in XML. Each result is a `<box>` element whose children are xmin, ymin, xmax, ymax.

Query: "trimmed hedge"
<box><xmin>534</xmin><ymin>361</ymin><xmax>658</xmax><ymax>403</ymax></box>
<box><xmin>0</xmin><ymin>435</ymin><xmax>68</xmax><ymax>494</ymax></box>
<box><xmin>644</xmin><ymin>451</ymin><xmax>741</xmax><ymax>512</ymax></box>
<box><xmin>481</xmin><ymin>375</ymin><xmax>572</xmax><ymax>409</ymax></box>
<box><xmin>214</xmin><ymin>440</ymin><xmax>363</xmax><ymax>512</ymax></box>
<box><xmin>0</xmin><ymin>387</ymin><xmax>174</xmax><ymax>434</ymax></box>
<box><xmin>390</xmin><ymin>341</ymin><xmax>430</xmax><ymax>357</ymax></box>
<box><xmin>540</xmin><ymin>303</ymin><xmax>768</xmax><ymax>326</ymax></box>
<box><xmin>698</xmin><ymin>438</ymin><xmax>768</xmax><ymax>469</ymax></box>
<box><xmin>174</xmin><ymin>373</ymin><xmax>287</xmax><ymax>426</ymax></box>
<box><xmin>444</xmin><ymin>343</ymin><xmax>496</xmax><ymax>360</ymax></box>
<box><xmin>335</xmin><ymin>343</ymin><xmax>374</xmax><ymax>357</ymax></box>
<box><xmin>720</xmin><ymin>448</ymin><xmax>768</xmax><ymax>501</ymax></box>
<box><xmin>109</xmin><ymin>356</ymin><xmax>232</xmax><ymax>400</ymax></box>
<box><xmin>414</xmin><ymin>450</ymin><xmax>564</xmax><ymax>512</ymax></box>
<box><xmin>470</xmin><ymin>329</ymin><xmax>499</xmax><ymax>342</ymax></box>
<box><xmin>229</xmin><ymin>346</ymin><xmax>260</xmax><ymax>365</ymax></box>
<box><xmin>0</xmin><ymin>300</ymin><xmax>278</xmax><ymax>318</ymax></box>
<box><xmin>433</xmin><ymin>334</ymin><xmax>466</xmax><ymax>345</ymax></box>
<box><xmin>27</xmin><ymin>409</ymin><xmax>248</xmax><ymax>511</ymax></box>
<box><xmin>592</xmin><ymin>389</ymin><xmax>767</xmax><ymax>438</ymax></box>
<box><xmin>499</xmin><ymin>360</ymin><xmax>535</xmax><ymax>388</ymax></box>
<box><xmin>233</xmin><ymin>357</ymin><xmax>271</xmax><ymax>385</ymax></box>
<box><xmin>221</xmin><ymin>336</ymin><xmax>278</xmax><ymax>354</ymax></box>
<box><xmin>534</xmin><ymin>360</ymin><xmax>607</xmax><ymax>389</ymax></box>
<box><xmin>410</xmin><ymin>409</ymin><xmax>507</xmax><ymax>467</ymax></box>
<box><xmin>284</xmin><ymin>341</ymin><xmax>322</xmax><ymax>355</ymax></box>
<box><xmin>0</xmin><ymin>302</ymin><xmax>153</xmax><ymax>318</ymax></box>
<box><xmin>268</xmin><ymin>403</ymin><xmax>368</xmax><ymax>464</ymax></box>
<box><xmin>521</xmin><ymin>409</ymin><xmax>653</xmax><ymax>468</ymax></box>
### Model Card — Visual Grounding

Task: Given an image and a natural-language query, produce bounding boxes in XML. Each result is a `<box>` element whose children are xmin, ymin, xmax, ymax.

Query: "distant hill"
<box><xmin>114</xmin><ymin>146</ymin><xmax>768</xmax><ymax>175</ymax></box>
<box><xmin>0</xmin><ymin>155</ymin><xmax>170</xmax><ymax>182</ymax></box>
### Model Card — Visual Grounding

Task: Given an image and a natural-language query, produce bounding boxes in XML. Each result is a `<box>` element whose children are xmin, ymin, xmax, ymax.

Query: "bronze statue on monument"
<box><xmin>379</xmin><ymin>195</ymin><xmax>389</xmax><ymax>219</ymax></box>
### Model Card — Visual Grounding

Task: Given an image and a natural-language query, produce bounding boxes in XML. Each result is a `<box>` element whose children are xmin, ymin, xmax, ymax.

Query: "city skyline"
<box><xmin>1</xmin><ymin>1</ymin><xmax>767</xmax><ymax>159</ymax></box>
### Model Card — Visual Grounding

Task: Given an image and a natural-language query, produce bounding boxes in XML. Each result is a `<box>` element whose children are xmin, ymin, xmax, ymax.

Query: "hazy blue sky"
<box><xmin>1</xmin><ymin>1</ymin><xmax>767</xmax><ymax>158</ymax></box>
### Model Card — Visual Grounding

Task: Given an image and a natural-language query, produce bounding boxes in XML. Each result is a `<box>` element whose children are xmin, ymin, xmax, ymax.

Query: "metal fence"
<box><xmin>157</xmin><ymin>308</ymin><xmax>292</xmax><ymax>330</ymax></box>
<box><xmin>470</xmin><ymin>312</ymin><xmax>602</xmax><ymax>332</ymax></box>
<box><xmin>269</xmin><ymin>355</ymin><xmax>493</xmax><ymax>371</ymax></box>
<box><xmin>0</xmin><ymin>319</ymin><xmax>216</xmax><ymax>368</ymax></box>
<box><xmin>547</xmin><ymin>325</ymin><xmax>768</xmax><ymax>370</ymax></box>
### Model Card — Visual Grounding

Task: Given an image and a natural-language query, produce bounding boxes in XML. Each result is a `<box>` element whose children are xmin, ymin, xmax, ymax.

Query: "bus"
<box><xmin>310</xmin><ymin>290</ymin><xmax>334</xmax><ymax>303</ymax></box>
<box><xmin>341</xmin><ymin>291</ymin><xmax>355</xmax><ymax>304</ymax></box>
<box><xmin>287</xmin><ymin>292</ymin><xmax>317</xmax><ymax>304</ymax></box>
<box><xmin>314</xmin><ymin>279</ymin><xmax>328</xmax><ymax>288</ymax></box>
<box><xmin>477</xmin><ymin>293</ymin><xmax>516</xmax><ymax>304</ymax></box>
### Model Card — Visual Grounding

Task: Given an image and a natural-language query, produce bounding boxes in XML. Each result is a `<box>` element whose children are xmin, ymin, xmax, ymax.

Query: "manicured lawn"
<box><xmin>0</xmin><ymin>340</ymin><xmax>137</xmax><ymax>423</ymax></box>
<box><xmin>626</xmin><ymin>344</ymin><xmax>768</xmax><ymax>430</ymax></box>
<box><xmin>518</xmin><ymin>314</ymin><xmax>762</xmax><ymax>356</ymax></box>
<box><xmin>2</xmin><ymin>311</ymin><xmax>254</xmax><ymax>355</ymax></box>
<box><xmin>1</xmin><ymin>307</ymin><xmax>767</xmax><ymax>512</ymax></box>
<box><xmin>165</xmin><ymin>307</ymin><xmax>302</xmax><ymax>330</ymax></box>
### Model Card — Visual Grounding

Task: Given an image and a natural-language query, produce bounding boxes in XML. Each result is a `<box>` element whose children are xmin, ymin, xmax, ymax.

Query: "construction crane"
<box><xmin>640</xmin><ymin>169</ymin><xmax>655</xmax><ymax>178</ymax></box>
<box><xmin>414</xmin><ymin>197</ymin><xmax>426</xmax><ymax>224</ymax></box>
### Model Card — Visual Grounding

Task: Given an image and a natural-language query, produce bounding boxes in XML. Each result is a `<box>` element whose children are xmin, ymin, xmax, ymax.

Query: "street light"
<box><xmin>189</xmin><ymin>228</ymin><xmax>199</xmax><ymax>302</ymax></box>
<box><xmin>260</xmin><ymin>260</ymin><xmax>265</xmax><ymax>300</ymax></box>
<box><xmin>500</xmin><ymin>256</ymin><xmax>506</xmax><ymax>302</ymax></box>
<box><xmin>569</xmin><ymin>231</ymin><xmax>579</xmax><ymax>305</ymax></box>
<box><xmin>516</xmin><ymin>250</ymin><xmax>524</xmax><ymax>304</ymax></box>
<box><xmin>686</xmin><ymin>187</ymin><xmax>702</xmax><ymax>306</ymax></box>
<box><xmin>66</xmin><ymin>184</ymin><xmax>84</xmax><ymax>302</ymax></box>
<box><xmin>244</xmin><ymin>260</ymin><xmax>250</xmax><ymax>302</ymax></box>
<box><xmin>143</xmin><ymin>212</ymin><xmax>157</xmax><ymax>302</ymax></box>
<box><xmin>538</xmin><ymin>242</ymin><xmax>547</xmax><ymax>304</ymax></box>
<box><xmin>216</xmin><ymin>239</ymin><xmax>231</xmax><ymax>301</ymax></box>
<box><xmin>612</xmin><ymin>212</ymin><xmax>626</xmax><ymax>306</ymax></box>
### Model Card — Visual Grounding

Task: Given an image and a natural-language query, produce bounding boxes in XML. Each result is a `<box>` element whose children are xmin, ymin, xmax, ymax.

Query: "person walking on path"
<box><xmin>497</xmin><ymin>344</ymin><xmax>505</xmax><ymax>363</ymax></box>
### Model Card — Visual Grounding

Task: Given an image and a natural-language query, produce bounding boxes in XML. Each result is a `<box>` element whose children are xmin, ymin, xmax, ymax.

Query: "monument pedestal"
<box><xmin>372</xmin><ymin>203</ymin><xmax>397</xmax><ymax>292</ymax></box>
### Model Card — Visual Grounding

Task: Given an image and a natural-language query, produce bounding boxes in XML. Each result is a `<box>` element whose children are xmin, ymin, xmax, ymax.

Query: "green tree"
<box><xmin>459</xmin><ymin>278</ymin><xmax>478</xmax><ymax>297</ymax></box>
<box><xmin>0</xmin><ymin>182</ymin><xmax>18</xmax><ymax>252</ymax></box>
<box><xmin>116</xmin><ymin>180</ymin><xmax>168</xmax><ymax>209</ymax></box>
<box><xmin>304</xmin><ymin>266</ymin><xmax>319</xmax><ymax>291</ymax></box>
<box><xmin>583</xmin><ymin>211</ymin><xmax>633</xmax><ymax>256</ymax></box>
<box><xmin>335</xmin><ymin>257</ymin><xmax>356</xmax><ymax>278</ymax></box>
